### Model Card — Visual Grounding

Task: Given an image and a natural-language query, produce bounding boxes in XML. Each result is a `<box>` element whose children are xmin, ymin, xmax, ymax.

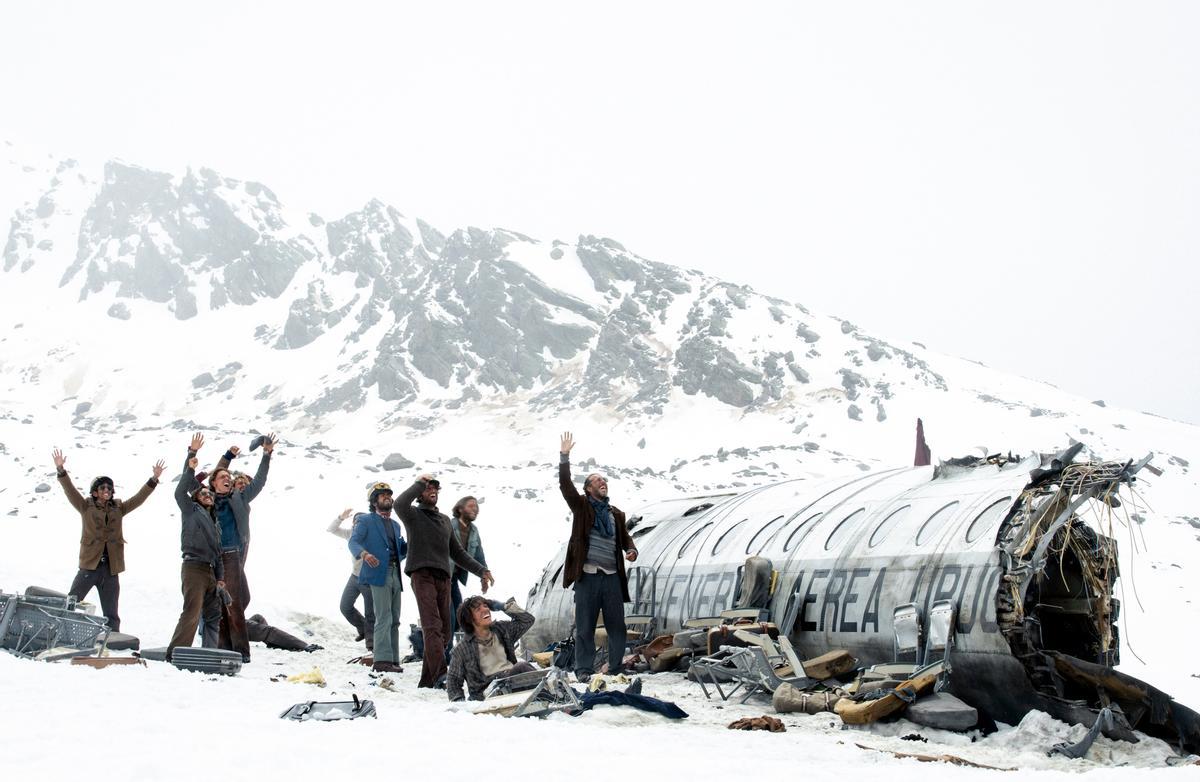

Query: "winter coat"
<box><xmin>446</xmin><ymin>600</ymin><xmax>535</xmax><ymax>701</ymax></box>
<box><xmin>56</xmin><ymin>471</ymin><xmax>157</xmax><ymax>574</ymax></box>
<box><xmin>175</xmin><ymin>454</ymin><xmax>224</xmax><ymax>580</ymax></box>
<box><xmin>559</xmin><ymin>457</ymin><xmax>636</xmax><ymax>601</ymax></box>
<box><xmin>395</xmin><ymin>480</ymin><xmax>486</xmax><ymax>579</ymax></box>
<box><xmin>213</xmin><ymin>449</ymin><xmax>271</xmax><ymax>561</ymax></box>
<box><xmin>450</xmin><ymin>520</ymin><xmax>487</xmax><ymax>586</ymax></box>
<box><xmin>348</xmin><ymin>512</ymin><xmax>408</xmax><ymax>587</ymax></box>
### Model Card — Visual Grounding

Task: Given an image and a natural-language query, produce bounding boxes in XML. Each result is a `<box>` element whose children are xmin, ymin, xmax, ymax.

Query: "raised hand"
<box><xmin>262</xmin><ymin>433</ymin><xmax>277</xmax><ymax>454</ymax></box>
<box><xmin>560</xmin><ymin>432</ymin><xmax>574</xmax><ymax>455</ymax></box>
<box><xmin>228</xmin><ymin>445</ymin><xmax>240</xmax><ymax>458</ymax></box>
<box><xmin>417</xmin><ymin>472</ymin><xmax>434</xmax><ymax>483</ymax></box>
<box><xmin>338</xmin><ymin>507</ymin><xmax>353</xmax><ymax>521</ymax></box>
<box><xmin>52</xmin><ymin>448</ymin><xmax>65</xmax><ymax>470</ymax></box>
<box><xmin>152</xmin><ymin>460</ymin><xmax>166</xmax><ymax>480</ymax></box>
<box><xmin>189</xmin><ymin>432</ymin><xmax>205</xmax><ymax>452</ymax></box>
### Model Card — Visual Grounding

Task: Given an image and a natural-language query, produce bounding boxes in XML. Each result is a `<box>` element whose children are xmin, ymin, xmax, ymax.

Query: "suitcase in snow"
<box><xmin>170</xmin><ymin>646</ymin><xmax>243</xmax><ymax>675</ymax></box>
<box><xmin>138</xmin><ymin>646</ymin><xmax>243</xmax><ymax>675</ymax></box>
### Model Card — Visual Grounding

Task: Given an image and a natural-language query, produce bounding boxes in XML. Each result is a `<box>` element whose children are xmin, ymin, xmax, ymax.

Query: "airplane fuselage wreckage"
<box><xmin>526</xmin><ymin>443</ymin><xmax>1200</xmax><ymax>753</ymax></box>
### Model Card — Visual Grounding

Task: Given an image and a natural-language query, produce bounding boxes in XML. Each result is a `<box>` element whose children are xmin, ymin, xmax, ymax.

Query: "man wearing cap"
<box><xmin>51</xmin><ymin>447</ymin><xmax>165</xmax><ymax>632</ymax></box>
<box><xmin>558</xmin><ymin>432</ymin><xmax>637</xmax><ymax>680</ymax></box>
<box><xmin>396</xmin><ymin>474</ymin><xmax>494</xmax><ymax>688</ymax></box>
<box><xmin>349</xmin><ymin>482</ymin><xmax>408</xmax><ymax>673</ymax></box>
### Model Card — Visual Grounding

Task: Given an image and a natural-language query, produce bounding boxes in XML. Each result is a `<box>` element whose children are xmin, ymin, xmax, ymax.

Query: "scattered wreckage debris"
<box><xmin>0</xmin><ymin>588</ymin><xmax>109</xmax><ymax>661</ymax></box>
<box><xmin>525</xmin><ymin>438</ymin><xmax>1200</xmax><ymax>759</ymax></box>
<box><xmin>71</xmin><ymin>656</ymin><xmax>146</xmax><ymax>669</ymax></box>
<box><xmin>280</xmin><ymin>694</ymin><xmax>376</xmax><ymax>722</ymax></box>
<box><xmin>853</xmin><ymin>743</ymin><xmax>1015</xmax><ymax>771</ymax></box>
<box><xmin>728</xmin><ymin>715</ymin><xmax>786</xmax><ymax>732</ymax></box>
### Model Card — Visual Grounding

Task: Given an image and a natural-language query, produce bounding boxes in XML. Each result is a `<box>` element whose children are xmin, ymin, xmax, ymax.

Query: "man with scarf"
<box><xmin>557</xmin><ymin>432</ymin><xmax>638</xmax><ymax>680</ymax></box>
<box><xmin>395</xmin><ymin>473</ymin><xmax>493</xmax><ymax>688</ymax></box>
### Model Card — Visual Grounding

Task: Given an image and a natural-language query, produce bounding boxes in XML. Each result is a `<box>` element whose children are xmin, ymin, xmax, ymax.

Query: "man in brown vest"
<box><xmin>52</xmin><ymin>447</ymin><xmax>165</xmax><ymax>632</ymax></box>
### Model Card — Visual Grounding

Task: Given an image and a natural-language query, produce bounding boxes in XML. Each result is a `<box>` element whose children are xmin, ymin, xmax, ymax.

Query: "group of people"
<box><xmin>51</xmin><ymin>430</ymin><xmax>640</xmax><ymax>702</ymax></box>
<box><xmin>52</xmin><ymin>432</ymin><xmax>317</xmax><ymax>662</ymax></box>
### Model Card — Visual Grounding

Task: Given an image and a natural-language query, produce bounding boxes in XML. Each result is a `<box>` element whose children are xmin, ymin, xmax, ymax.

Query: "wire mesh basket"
<box><xmin>0</xmin><ymin>592</ymin><xmax>109</xmax><ymax>658</ymax></box>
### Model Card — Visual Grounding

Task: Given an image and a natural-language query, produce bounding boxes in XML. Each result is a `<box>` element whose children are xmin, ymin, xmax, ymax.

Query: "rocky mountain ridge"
<box><xmin>3</xmin><ymin>151</ymin><xmax>948</xmax><ymax>431</ymax></box>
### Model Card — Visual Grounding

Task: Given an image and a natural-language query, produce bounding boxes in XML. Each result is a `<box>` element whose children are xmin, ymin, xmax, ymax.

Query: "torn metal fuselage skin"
<box><xmin>524</xmin><ymin>444</ymin><xmax>1200</xmax><ymax>753</ymax></box>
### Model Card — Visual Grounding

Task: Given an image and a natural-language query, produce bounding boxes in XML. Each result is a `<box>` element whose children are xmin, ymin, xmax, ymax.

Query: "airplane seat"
<box><xmin>892</xmin><ymin>602</ymin><xmax>924</xmax><ymax>665</ymax></box>
<box><xmin>735</xmin><ymin>556</ymin><xmax>774</xmax><ymax>617</ymax></box>
<box><xmin>924</xmin><ymin>599</ymin><xmax>958</xmax><ymax>691</ymax></box>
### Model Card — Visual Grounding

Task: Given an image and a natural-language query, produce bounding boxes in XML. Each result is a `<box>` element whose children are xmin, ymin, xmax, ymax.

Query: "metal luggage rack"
<box><xmin>0</xmin><ymin>591</ymin><xmax>109</xmax><ymax>660</ymax></box>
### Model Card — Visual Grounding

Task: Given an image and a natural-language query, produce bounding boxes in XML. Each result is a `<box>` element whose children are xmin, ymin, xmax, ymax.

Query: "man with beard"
<box><xmin>446</xmin><ymin>495</ymin><xmax>488</xmax><ymax>659</ymax></box>
<box><xmin>349</xmin><ymin>482</ymin><xmax>408</xmax><ymax>673</ymax></box>
<box><xmin>558</xmin><ymin>432</ymin><xmax>637</xmax><ymax>680</ymax></box>
<box><xmin>396</xmin><ymin>474</ymin><xmax>494</xmax><ymax>688</ymax></box>
<box><xmin>51</xmin><ymin>448</ymin><xmax>165</xmax><ymax>632</ymax></box>
<box><xmin>208</xmin><ymin>434</ymin><xmax>275</xmax><ymax>662</ymax></box>
<box><xmin>167</xmin><ymin>433</ymin><xmax>226</xmax><ymax>659</ymax></box>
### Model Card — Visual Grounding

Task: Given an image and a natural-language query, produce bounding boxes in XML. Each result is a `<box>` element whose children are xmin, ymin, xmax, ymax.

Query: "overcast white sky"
<box><xmin>2</xmin><ymin>2</ymin><xmax>1197</xmax><ymax>423</ymax></box>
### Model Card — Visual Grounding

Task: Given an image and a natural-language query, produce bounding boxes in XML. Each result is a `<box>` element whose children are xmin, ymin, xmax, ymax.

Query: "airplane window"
<box><xmin>869</xmin><ymin>505</ymin><xmax>911</xmax><ymax>547</ymax></box>
<box><xmin>783</xmin><ymin>513</ymin><xmax>823</xmax><ymax>552</ymax></box>
<box><xmin>678</xmin><ymin>522</ymin><xmax>714</xmax><ymax>559</ymax></box>
<box><xmin>965</xmin><ymin>497</ymin><xmax>1012</xmax><ymax>543</ymax></box>
<box><xmin>824</xmin><ymin>508</ymin><xmax>865</xmax><ymax>551</ymax></box>
<box><xmin>915</xmin><ymin>502</ymin><xmax>960</xmax><ymax>545</ymax></box>
<box><xmin>746</xmin><ymin>515</ymin><xmax>786</xmax><ymax>555</ymax></box>
<box><xmin>712</xmin><ymin>519</ymin><xmax>748</xmax><ymax>555</ymax></box>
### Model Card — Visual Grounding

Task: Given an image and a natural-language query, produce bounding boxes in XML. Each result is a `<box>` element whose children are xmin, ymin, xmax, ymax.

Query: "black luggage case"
<box><xmin>170</xmin><ymin>646</ymin><xmax>243</xmax><ymax>675</ymax></box>
<box><xmin>139</xmin><ymin>646</ymin><xmax>243</xmax><ymax>675</ymax></box>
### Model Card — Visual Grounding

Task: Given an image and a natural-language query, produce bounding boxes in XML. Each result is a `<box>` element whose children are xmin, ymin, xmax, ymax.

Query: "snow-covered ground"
<box><xmin>3</xmin><ymin>420</ymin><xmax>1198</xmax><ymax>779</ymax></box>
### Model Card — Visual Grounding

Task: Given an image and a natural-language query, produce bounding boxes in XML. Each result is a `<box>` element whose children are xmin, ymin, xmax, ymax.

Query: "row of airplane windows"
<box><xmin>669</xmin><ymin>496</ymin><xmax>1013</xmax><ymax>560</ymax></box>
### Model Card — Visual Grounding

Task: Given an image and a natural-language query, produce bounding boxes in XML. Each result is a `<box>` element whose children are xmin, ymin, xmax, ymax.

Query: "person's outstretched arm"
<box><xmin>558</xmin><ymin>432</ymin><xmax>585</xmax><ymax>510</ymax></box>
<box><xmin>120</xmin><ymin>460</ymin><xmax>165</xmax><ymax>515</ymax></box>
<box><xmin>176</xmin><ymin>433</ymin><xmax>203</xmax><ymax>512</ymax></box>
<box><xmin>52</xmin><ymin>448</ymin><xmax>87</xmax><ymax>512</ymax></box>
<box><xmin>241</xmin><ymin>435</ymin><xmax>275</xmax><ymax>503</ymax></box>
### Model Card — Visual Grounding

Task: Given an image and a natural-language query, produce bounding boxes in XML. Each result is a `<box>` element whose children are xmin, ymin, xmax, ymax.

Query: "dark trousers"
<box><xmin>339</xmin><ymin>573</ymin><xmax>375</xmax><ymax>649</ymax></box>
<box><xmin>246</xmin><ymin>614</ymin><xmax>308</xmax><ymax>651</ymax></box>
<box><xmin>447</xmin><ymin>578</ymin><xmax>463</xmax><ymax>659</ymax></box>
<box><xmin>411</xmin><ymin>568</ymin><xmax>452</xmax><ymax>688</ymax></box>
<box><xmin>167</xmin><ymin>562</ymin><xmax>221</xmax><ymax>656</ymax></box>
<box><xmin>573</xmin><ymin>571</ymin><xmax>627</xmax><ymax>678</ymax></box>
<box><xmin>68</xmin><ymin>559</ymin><xmax>120</xmax><ymax>632</ymax></box>
<box><xmin>217</xmin><ymin>551</ymin><xmax>251</xmax><ymax>660</ymax></box>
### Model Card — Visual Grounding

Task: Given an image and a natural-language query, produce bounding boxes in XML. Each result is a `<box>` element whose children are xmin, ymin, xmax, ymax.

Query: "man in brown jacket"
<box><xmin>558</xmin><ymin>432</ymin><xmax>637</xmax><ymax>680</ymax></box>
<box><xmin>52</xmin><ymin>447</ymin><xmax>165</xmax><ymax>632</ymax></box>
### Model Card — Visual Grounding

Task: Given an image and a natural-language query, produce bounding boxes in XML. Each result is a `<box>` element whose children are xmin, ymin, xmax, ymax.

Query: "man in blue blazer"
<box><xmin>349</xmin><ymin>482</ymin><xmax>408</xmax><ymax>672</ymax></box>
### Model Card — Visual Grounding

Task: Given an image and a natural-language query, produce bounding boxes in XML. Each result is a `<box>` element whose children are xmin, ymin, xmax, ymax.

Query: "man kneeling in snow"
<box><xmin>446</xmin><ymin>597</ymin><xmax>536</xmax><ymax>701</ymax></box>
